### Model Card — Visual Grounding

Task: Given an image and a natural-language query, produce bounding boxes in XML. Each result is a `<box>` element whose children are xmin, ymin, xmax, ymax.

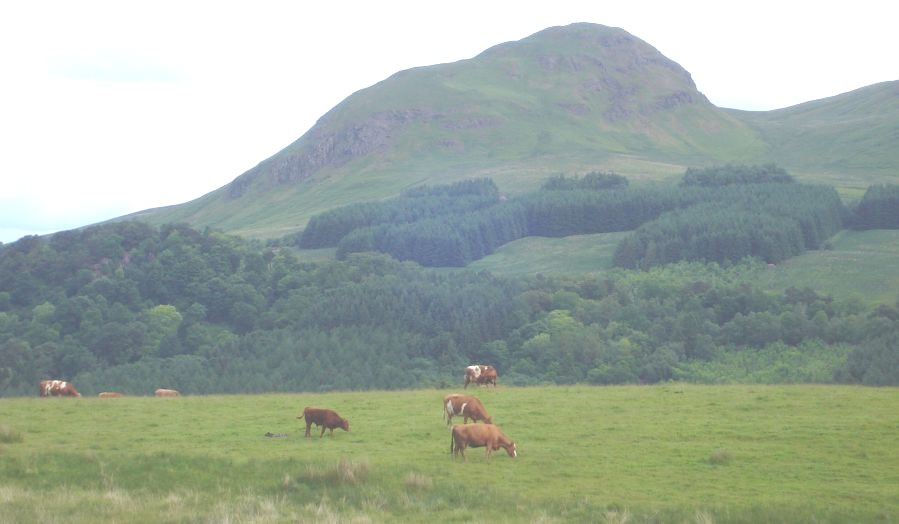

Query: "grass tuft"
<box><xmin>404</xmin><ymin>472</ymin><xmax>433</xmax><ymax>491</ymax></box>
<box><xmin>603</xmin><ymin>507</ymin><xmax>632</xmax><ymax>523</ymax></box>
<box><xmin>301</xmin><ymin>458</ymin><xmax>370</xmax><ymax>486</ymax></box>
<box><xmin>708</xmin><ymin>449</ymin><xmax>732</xmax><ymax>466</ymax></box>
<box><xmin>695</xmin><ymin>509</ymin><xmax>715</xmax><ymax>524</ymax></box>
<box><xmin>0</xmin><ymin>424</ymin><xmax>23</xmax><ymax>444</ymax></box>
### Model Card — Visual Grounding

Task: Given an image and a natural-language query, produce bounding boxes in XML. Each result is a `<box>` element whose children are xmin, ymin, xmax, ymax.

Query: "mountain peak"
<box><xmin>225</xmin><ymin>22</ymin><xmax>712</xmax><ymax>200</ymax></box>
<box><xmin>476</xmin><ymin>22</ymin><xmax>706</xmax><ymax>117</ymax></box>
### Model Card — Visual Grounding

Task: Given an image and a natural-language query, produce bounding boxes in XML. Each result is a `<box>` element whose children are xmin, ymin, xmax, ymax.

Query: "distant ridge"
<box><xmin>130</xmin><ymin>24</ymin><xmax>898</xmax><ymax>239</ymax></box>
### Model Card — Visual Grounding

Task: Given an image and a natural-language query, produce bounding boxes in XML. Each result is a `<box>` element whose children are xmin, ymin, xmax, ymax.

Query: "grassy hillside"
<box><xmin>1</xmin><ymin>385</ymin><xmax>897</xmax><ymax>522</ymax></box>
<box><xmin>128</xmin><ymin>27</ymin><xmax>898</xmax><ymax>245</ymax></box>
<box><xmin>464</xmin><ymin>229</ymin><xmax>899</xmax><ymax>304</ymax></box>
<box><xmin>731</xmin><ymin>81</ymin><xmax>899</xmax><ymax>191</ymax></box>
<box><xmin>134</xmin><ymin>23</ymin><xmax>768</xmax><ymax>239</ymax></box>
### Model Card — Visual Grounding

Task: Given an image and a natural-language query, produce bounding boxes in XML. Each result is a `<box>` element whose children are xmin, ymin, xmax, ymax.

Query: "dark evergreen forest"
<box><xmin>1</xmin><ymin>168</ymin><xmax>897</xmax><ymax>395</ymax></box>
<box><xmin>309</xmin><ymin>166</ymin><xmax>846</xmax><ymax>269</ymax></box>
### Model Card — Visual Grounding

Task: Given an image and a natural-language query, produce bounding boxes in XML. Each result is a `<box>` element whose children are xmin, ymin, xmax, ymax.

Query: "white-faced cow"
<box><xmin>450</xmin><ymin>423</ymin><xmax>518</xmax><ymax>460</ymax></box>
<box><xmin>463</xmin><ymin>364</ymin><xmax>498</xmax><ymax>388</ymax></box>
<box><xmin>299</xmin><ymin>407</ymin><xmax>350</xmax><ymax>438</ymax></box>
<box><xmin>39</xmin><ymin>379</ymin><xmax>81</xmax><ymax>397</ymax></box>
<box><xmin>443</xmin><ymin>393</ymin><xmax>492</xmax><ymax>426</ymax></box>
<box><xmin>154</xmin><ymin>388</ymin><xmax>180</xmax><ymax>397</ymax></box>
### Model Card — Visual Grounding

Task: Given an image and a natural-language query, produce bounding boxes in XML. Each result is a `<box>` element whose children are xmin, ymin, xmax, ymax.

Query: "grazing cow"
<box><xmin>38</xmin><ymin>379</ymin><xmax>81</xmax><ymax>397</ymax></box>
<box><xmin>443</xmin><ymin>394</ymin><xmax>492</xmax><ymax>426</ymax></box>
<box><xmin>299</xmin><ymin>407</ymin><xmax>350</xmax><ymax>438</ymax></box>
<box><xmin>463</xmin><ymin>365</ymin><xmax>498</xmax><ymax>388</ymax></box>
<box><xmin>98</xmin><ymin>391</ymin><xmax>124</xmax><ymax>398</ymax></box>
<box><xmin>154</xmin><ymin>388</ymin><xmax>180</xmax><ymax>397</ymax></box>
<box><xmin>450</xmin><ymin>423</ymin><xmax>518</xmax><ymax>460</ymax></box>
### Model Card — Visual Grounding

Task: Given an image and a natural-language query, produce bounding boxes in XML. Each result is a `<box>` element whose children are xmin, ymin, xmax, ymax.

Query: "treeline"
<box><xmin>318</xmin><ymin>165</ymin><xmax>844</xmax><ymax>268</ymax></box>
<box><xmin>680</xmin><ymin>163</ymin><xmax>794</xmax><ymax>186</ymax></box>
<box><xmin>851</xmin><ymin>184</ymin><xmax>899</xmax><ymax>230</ymax></box>
<box><xmin>336</xmin><ymin>204</ymin><xmax>529</xmax><ymax>267</ymax></box>
<box><xmin>612</xmin><ymin>184</ymin><xmax>844</xmax><ymax>268</ymax></box>
<box><xmin>297</xmin><ymin>178</ymin><xmax>500</xmax><ymax>248</ymax></box>
<box><xmin>1</xmin><ymin>221</ymin><xmax>898</xmax><ymax>396</ymax></box>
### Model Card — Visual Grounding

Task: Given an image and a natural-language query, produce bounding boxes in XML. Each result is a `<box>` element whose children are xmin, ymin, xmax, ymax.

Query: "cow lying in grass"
<box><xmin>39</xmin><ymin>379</ymin><xmax>81</xmax><ymax>397</ymax></box>
<box><xmin>98</xmin><ymin>391</ymin><xmax>124</xmax><ymax>398</ymax></box>
<box><xmin>299</xmin><ymin>407</ymin><xmax>350</xmax><ymax>438</ymax></box>
<box><xmin>155</xmin><ymin>388</ymin><xmax>180</xmax><ymax>397</ymax></box>
<box><xmin>443</xmin><ymin>393</ymin><xmax>492</xmax><ymax>425</ymax></box>
<box><xmin>451</xmin><ymin>423</ymin><xmax>517</xmax><ymax>460</ymax></box>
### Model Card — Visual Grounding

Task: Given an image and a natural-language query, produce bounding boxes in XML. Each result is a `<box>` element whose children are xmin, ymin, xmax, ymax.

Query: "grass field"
<box><xmin>464</xmin><ymin>229</ymin><xmax>899</xmax><ymax>305</ymax></box>
<box><xmin>1</xmin><ymin>385</ymin><xmax>897</xmax><ymax>522</ymax></box>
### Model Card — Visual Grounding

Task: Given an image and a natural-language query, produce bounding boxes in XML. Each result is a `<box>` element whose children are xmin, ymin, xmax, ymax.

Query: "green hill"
<box><xmin>729</xmin><ymin>80</ymin><xmax>899</xmax><ymax>192</ymax></box>
<box><xmin>131</xmin><ymin>24</ymin><xmax>897</xmax><ymax>241</ymax></box>
<box><xmin>133</xmin><ymin>23</ymin><xmax>771</xmax><ymax>238</ymax></box>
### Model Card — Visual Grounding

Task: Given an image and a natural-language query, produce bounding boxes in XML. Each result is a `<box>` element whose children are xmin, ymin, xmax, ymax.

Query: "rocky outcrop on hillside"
<box><xmin>229</xmin><ymin>108</ymin><xmax>436</xmax><ymax>197</ymax></box>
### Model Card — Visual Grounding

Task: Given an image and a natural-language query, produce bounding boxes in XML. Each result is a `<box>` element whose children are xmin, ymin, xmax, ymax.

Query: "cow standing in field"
<box><xmin>443</xmin><ymin>394</ymin><xmax>492</xmax><ymax>425</ymax></box>
<box><xmin>464</xmin><ymin>365</ymin><xmax>498</xmax><ymax>388</ymax></box>
<box><xmin>299</xmin><ymin>407</ymin><xmax>350</xmax><ymax>438</ymax></box>
<box><xmin>98</xmin><ymin>391</ymin><xmax>124</xmax><ymax>398</ymax></box>
<box><xmin>154</xmin><ymin>388</ymin><xmax>180</xmax><ymax>397</ymax></box>
<box><xmin>450</xmin><ymin>423</ymin><xmax>517</xmax><ymax>460</ymax></box>
<box><xmin>38</xmin><ymin>379</ymin><xmax>81</xmax><ymax>397</ymax></box>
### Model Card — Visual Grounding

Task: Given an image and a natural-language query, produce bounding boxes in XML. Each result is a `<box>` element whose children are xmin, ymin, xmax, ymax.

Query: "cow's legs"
<box><xmin>305</xmin><ymin>422</ymin><xmax>312</xmax><ymax>437</ymax></box>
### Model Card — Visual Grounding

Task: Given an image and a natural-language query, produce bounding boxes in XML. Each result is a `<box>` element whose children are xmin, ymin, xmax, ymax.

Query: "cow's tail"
<box><xmin>449</xmin><ymin>428</ymin><xmax>454</xmax><ymax>455</ymax></box>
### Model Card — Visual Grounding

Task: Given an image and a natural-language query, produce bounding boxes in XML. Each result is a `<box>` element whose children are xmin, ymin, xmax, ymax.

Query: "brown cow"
<box><xmin>450</xmin><ymin>423</ymin><xmax>518</xmax><ymax>460</ymax></box>
<box><xmin>98</xmin><ymin>391</ymin><xmax>124</xmax><ymax>398</ymax></box>
<box><xmin>463</xmin><ymin>365</ymin><xmax>498</xmax><ymax>388</ymax></box>
<box><xmin>299</xmin><ymin>407</ymin><xmax>350</xmax><ymax>438</ymax></box>
<box><xmin>154</xmin><ymin>388</ymin><xmax>180</xmax><ymax>397</ymax></box>
<box><xmin>443</xmin><ymin>394</ymin><xmax>492</xmax><ymax>425</ymax></box>
<box><xmin>39</xmin><ymin>379</ymin><xmax>81</xmax><ymax>397</ymax></box>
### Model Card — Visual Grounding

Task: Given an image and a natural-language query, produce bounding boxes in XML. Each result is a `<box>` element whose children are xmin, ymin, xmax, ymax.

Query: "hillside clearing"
<box><xmin>465</xmin><ymin>229</ymin><xmax>899</xmax><ymax>304</ymax></box>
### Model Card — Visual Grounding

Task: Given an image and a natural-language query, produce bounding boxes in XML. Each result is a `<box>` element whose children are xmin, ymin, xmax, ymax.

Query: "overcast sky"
<box><xmin>1</xmin><ymin>1</ymin><xmax>896</xmax><ymax>243</ymax></box>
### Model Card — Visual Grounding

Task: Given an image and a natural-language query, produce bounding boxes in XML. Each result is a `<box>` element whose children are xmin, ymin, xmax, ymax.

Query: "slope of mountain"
<box><xmin>728</xmin><ymin>80</ymin><xmax>899</xmax><ymax>189</ymax></box>
<box><xmin>131</xmin><ymin>23</ymin><xmax>897</xmax><ymax>240</ymax></box>
<box><xmin>133</xmin><ymin>23</ymin><xmax>766</xmax><ymax>238</ymax></box>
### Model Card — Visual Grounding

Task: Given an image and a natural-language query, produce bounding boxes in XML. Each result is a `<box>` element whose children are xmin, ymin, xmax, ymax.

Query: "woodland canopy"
<box><xmin>1</xmin><ymin>168</ymin><xmax>897</xmax><ymax>395</ymax></box>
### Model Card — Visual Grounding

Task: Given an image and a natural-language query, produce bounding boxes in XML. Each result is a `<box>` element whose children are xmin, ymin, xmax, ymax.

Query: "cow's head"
<box><xmin>507</xmin><ymin>442</ymin><xmax>518</xmax><ymax>458</ymax></box>
<box><xmin>341</xmin><ymin>418</ymin><xmax>350</xmax><ymax>432</ymax></box>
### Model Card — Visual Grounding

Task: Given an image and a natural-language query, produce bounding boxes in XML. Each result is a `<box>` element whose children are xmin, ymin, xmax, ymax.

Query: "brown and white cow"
<box><xmin>450</xmin><ymin>423</ymin><xmax>518</xmax><ymax>460</ymax></box>
<box><xmin>299</xmin><ymin>407</ymin><xmax>350</xmax><ymax>438</ymax></box>
<box><xmin>443</xmin><ymin>394</ymin><xmax>492</xmax><ymax>426</ymax></box>
<box><xmin>154</xmin><ymin>388</ymin><xmax>180</xmax><ymax>397</ymax></box>
<box><xmin>38</xmin><ymin>379</ymin><xmax>81</xmax><ymax>397</ymax></box>
<box><xmin>463</xmin><ymin>365</ymin><xmax>498</xmax><ymax>388</ymax></box>
<box><xmin>98</xmin><ymin>391</ymin><xmax>124</xmax><ymax>398</ymax></box>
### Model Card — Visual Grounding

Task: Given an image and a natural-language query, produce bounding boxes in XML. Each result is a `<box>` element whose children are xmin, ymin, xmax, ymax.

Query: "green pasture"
<box><xmin>1</xmin><ymin>385</ymin><xmax>897</xmax><ymax>522</ymax></box>
<box><xmin>754</xmin><ymin>229</ymin><xmax>899</xmax><ymax>304</ymax></box>
<box><xmin>467</xmin><ymin>229</ymin><xmax>899</xmax><ymax>305</ymax></box>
